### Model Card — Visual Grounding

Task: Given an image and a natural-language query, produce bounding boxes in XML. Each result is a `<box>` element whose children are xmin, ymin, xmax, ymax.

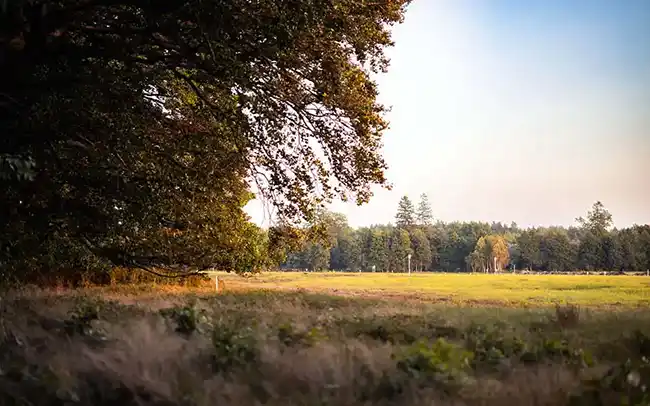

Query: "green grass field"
<box><xmin>219</xmin><ymin>272</ymin><xmax>650</xmax><ymax>308</ymax></box>
<box><xmin>2</xmin><ymin>273</ymin><xmax>650</xmax><ymax>406</ymax></box>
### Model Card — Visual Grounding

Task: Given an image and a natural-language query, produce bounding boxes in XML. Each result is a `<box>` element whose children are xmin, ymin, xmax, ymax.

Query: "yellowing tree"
<box><xmin>468</xmin><ymin>235</ymin><xmax>510</xmax><ymax>273</ymax></box>
<box><xmin>487</xmin><ymin>235</ymin><xmax>510</xmax><ymax>272</ymax></box>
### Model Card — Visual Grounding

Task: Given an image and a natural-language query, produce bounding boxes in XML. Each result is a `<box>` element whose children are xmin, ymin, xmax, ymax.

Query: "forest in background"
<box><xmin>282</xmin><ymin>197</ymin><xmax>650</xmax><ymax>274</ymax></box>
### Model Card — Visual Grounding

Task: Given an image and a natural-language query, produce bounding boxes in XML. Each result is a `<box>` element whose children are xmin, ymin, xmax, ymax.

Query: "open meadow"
<box><xmin>1</xmin><ymin>272</ymin><xmax>650</xmax><ymax>406</ymax></box>
<box><xmin>216</xmin><ymin>271</ymin><xmax>650</xmax><ymax>308</ymax></box>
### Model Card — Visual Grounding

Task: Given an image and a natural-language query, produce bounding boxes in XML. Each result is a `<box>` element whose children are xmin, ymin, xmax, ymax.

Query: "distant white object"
<box><xmin>202</xmin><ymin>270</ymin><xmax>220</xmax><ymax>292</ymax></box>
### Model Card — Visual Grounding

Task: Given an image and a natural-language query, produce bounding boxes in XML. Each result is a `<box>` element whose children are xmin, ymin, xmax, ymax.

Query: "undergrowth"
<box><xmin>0</xmin><ymin>288</ymin><xmax>649</xmax><ymax>405</ymax></box>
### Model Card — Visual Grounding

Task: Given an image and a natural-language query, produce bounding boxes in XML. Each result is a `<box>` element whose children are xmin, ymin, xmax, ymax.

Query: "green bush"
<box><xmin>159</xmin><ymin>303</ymin><xmax>208</xmax><ymax>336</ymax></box>
<box><xmin>463</xmin><ymin>323</ymin><xmax>526</xmax><ymax>369</ymax></box>
<box><xmin>211</xmin><ymin>324</ymin><xmax>259</xmax><ymax>373</ymax></box>
<box><xmin>395</xmin><ymin>338</ymin><xmax>475</xmax><ymax>393</ymax></box>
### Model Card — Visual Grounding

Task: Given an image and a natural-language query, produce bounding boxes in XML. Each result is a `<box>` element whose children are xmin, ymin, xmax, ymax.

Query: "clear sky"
<box><xmin>247</xmin><ymin>0</ymin><xmax>650</xmax><ymax>229</ymax></box>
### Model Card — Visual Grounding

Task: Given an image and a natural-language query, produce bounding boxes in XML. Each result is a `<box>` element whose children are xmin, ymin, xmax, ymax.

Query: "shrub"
<box><xmin>159</xmin><ymin>303</ymin><xmax>208</xmax><ymax>336</ymax></box>
<box><xmin>211</xmin><ymin>324</ymin><xmax>259</xmax><ymax>373</ymax></box>
<box><xmin>519</xmin><ymin>338</ymin><xmax>594</xmax><ymax>369</ymax></box>
<box><xmin>395</xmin><ymin>338</ymin><xmax>475</xmax><ymax>393</ymax></box>
<box><xmin>276</xmin><ymin>323</ymin><xmax>326</xmax><ymax>348</ymax></box>
<box><xmin>463</xmin><ymin>323</ymin><xmax>526</xmax><ymax>370</ymax></box>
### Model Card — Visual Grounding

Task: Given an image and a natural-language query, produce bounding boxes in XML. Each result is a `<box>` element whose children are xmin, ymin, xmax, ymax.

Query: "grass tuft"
<box><xmin>554</xmin><ymin>303</ymin><xmax>581</xmax><ymax>329</ymax></box>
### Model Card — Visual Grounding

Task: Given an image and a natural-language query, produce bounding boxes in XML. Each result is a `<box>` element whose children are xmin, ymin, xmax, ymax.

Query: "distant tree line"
<box><xmin>281</xmin><ymin>198</ymin><xmax>650</xmax><ymax>274</ymax></box>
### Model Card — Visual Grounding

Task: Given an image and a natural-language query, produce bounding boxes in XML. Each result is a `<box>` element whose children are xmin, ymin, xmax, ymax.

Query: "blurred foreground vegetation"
<box><xmin>1</xmin><ymin>285</ymin><xmax>650</xmax><ymax>406</ymax></box>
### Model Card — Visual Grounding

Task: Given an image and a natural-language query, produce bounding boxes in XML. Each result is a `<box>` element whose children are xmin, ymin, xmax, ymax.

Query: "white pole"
<box><xmin>215</xmin><ymin>275</ymin><xmax>219</xmax><ymax>293</ymax></box>
<box><xmin>493</xmin><ymin>256</ymin><xmax>497</xmax><ymax>273</ymax></box>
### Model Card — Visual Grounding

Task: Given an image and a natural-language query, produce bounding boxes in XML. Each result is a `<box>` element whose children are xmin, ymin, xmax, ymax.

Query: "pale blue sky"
<box><xmin>248</xmin><ymin>0</ymin><xmax>650</xmax><ymax>229</ymax></box>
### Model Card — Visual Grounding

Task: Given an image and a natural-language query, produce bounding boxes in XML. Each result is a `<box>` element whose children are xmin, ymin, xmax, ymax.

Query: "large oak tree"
<box><xmin>0</xmin><ymin>0</ymin><xmax>411</xmax><ymax>281</ymax></box>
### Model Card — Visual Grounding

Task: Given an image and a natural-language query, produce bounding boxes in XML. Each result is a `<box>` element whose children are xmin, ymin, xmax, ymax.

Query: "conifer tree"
<box><xmin>395</xmin><ymin>196</ymin><xmax>416</xmax><ymax>228</ymax></box>
<box><xmin>416</xmin><ymin>193</ymin><xmax>434</xmax><ymax>226</ymax></box>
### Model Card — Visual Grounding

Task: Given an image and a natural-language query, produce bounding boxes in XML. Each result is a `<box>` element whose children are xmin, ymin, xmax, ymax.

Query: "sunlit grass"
<box><xmin>213</xmin><ymin>272</ymin><xmax>650</xmax><ymax>308</ymax></box>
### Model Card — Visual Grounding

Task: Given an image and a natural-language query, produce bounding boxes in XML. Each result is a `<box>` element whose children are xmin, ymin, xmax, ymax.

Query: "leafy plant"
<box><xmin>159</xmin><ymin>303</ymin><xmax>208</xmax><ymax>336</ymax></box>
<box><xmin>395</xmin><ymin>338</ymin><xmax>475</xmax><ymax>393</ymax></box>
<box><xmin>211</xmin><ymin>324</ymin><xmax>259</xmax><ymax>373</ymax></box>
<box><xmin>276</xmin><ymin>323</ymin><xmax>326</xmax><ymax>348</ymax></box>
<box><xmin>463</xmin><ymin>323</ymin><xmax>526</xmax><ymax>369</ymax></box>
<box><xmin>519</xmin><ymin>338</ymin><xmax>594</xmax><ymax>369</ymax></box>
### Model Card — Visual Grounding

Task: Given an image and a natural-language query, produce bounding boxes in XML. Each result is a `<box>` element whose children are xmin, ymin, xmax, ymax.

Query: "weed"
<box><xmin>553</xmin><ymin>303</ymin><xmax>581</xmax><ymax>329</ymax></box>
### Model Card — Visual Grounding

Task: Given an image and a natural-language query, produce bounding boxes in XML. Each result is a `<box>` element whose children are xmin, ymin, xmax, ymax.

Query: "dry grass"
<box><xmin>1</xmin><ymin>284</ymin><xmax>650</xmax><ymax>406</ymax></box>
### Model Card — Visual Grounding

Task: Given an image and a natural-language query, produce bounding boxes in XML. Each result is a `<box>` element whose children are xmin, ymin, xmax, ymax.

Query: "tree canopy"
<box><xmin>0</xmin><ymin>0</ymin><xmax>411</xmax><ymax>281</ymax></box>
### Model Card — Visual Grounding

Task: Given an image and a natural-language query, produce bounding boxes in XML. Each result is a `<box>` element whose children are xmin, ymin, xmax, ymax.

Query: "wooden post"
<box><xmin>215</xmin><ymin>275</ymin><xmax>219</xmax><ymax>293</ymax></box>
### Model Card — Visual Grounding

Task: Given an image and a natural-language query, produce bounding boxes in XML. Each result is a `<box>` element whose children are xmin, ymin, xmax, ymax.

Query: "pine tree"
<box><xmin>395</xmin><ymin>196</ymin><xmax>416</xmax><ymax>228</ymax></box>
<box><xmin>416</xmin><ymin>193</ymin><xmax>434</xmax><ymax>226</ymax></box>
